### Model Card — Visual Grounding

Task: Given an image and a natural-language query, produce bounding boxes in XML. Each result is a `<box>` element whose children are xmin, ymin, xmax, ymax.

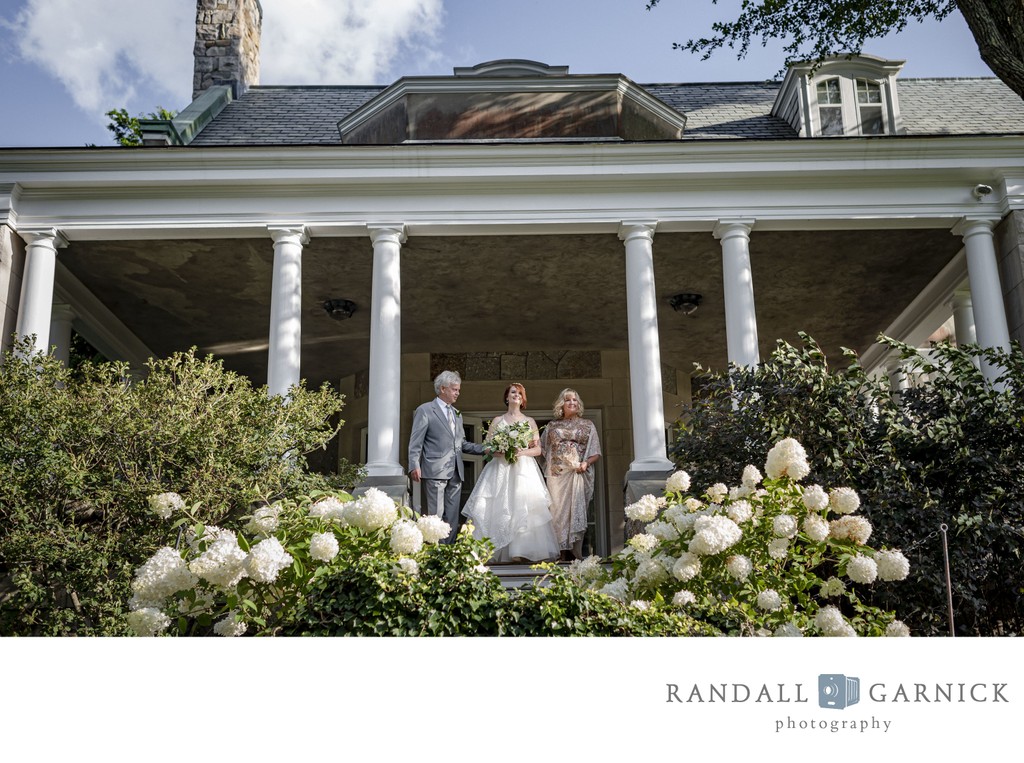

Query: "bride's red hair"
<box><xmin>504</xmin><ymin>382</ymin><xmax>527</xmax><ymax>409</ymax></box>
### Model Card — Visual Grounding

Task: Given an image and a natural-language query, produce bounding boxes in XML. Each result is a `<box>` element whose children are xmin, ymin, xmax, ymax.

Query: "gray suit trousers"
<box><xmin>421</xmin><ymin>474</ymin><xmax>463</xmax><ymax>543</ymax></box>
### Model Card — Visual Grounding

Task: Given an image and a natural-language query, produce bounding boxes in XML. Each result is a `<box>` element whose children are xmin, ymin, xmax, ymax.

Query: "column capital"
<box><xmin>949</xmin><ymin>287</ymin><xmax>973</xmax><ymax>310</ymax></box>
<box><xmin>617</xmin><ymin>220</ymin><xmax>658</xmax><ymax>242</ymax></box>
<box><xmin>268</xmin><ymin>225</ymin><xmax>309</xmax><ymax>246</ymax></box>
<box><xmin>19</xmin><ymin>227</ymin><xmax>69</xmax><ymax>249</ymax></box>
<box><xmin>368</xmin><ymin>224</ymin><xmax>407</xmax><ymax>245</ymax></box>
<box><xmin>713</xmin><ymin>218</ymin><xmax>755</xmax><ymax>240</ymax></box>
<box><xmin>51</xmin><ymin>302</ymin><xmax>76</xmax><ymax>322</ymax></box>
<box><xmin>952</xmin><ymin>215</ymin><xmax>1000</xmax><ymax>237</ymax></box>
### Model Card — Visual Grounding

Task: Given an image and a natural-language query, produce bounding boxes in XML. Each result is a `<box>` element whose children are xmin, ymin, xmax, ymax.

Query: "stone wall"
<box><xmin>336</xmin><ymin>349</ymin><xmax>690</xmax><ymax>553</ymax></box>
<box><xmin>996</xmin><ymin>210</ymin><xmax>1024</xmax><ymax>345</ymax></box>
<box><xmin>0</xmin><ymin>225</ymin><xmax>25</xmax><ymax>356</ymax></box>
<box><xmin>193</xmin><ymin>0</ymin><xmax>262</xmax><ymax>99</ymax></box>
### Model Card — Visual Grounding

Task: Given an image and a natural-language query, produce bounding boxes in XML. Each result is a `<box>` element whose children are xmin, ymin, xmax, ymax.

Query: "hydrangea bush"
<box><xmin>126</xmin><ymin>487</ymin><xmax>457</xmax><ymax>636</ymax></box>
<box><xmin>575</xmin><ymin>438</ymin><xmax>910</xmax><ymax>637</ymax></box>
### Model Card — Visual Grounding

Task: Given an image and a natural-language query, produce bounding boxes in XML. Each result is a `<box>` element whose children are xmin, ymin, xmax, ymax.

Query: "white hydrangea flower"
<box><xmin>875</xmin><ymin>549</ymin><xmax>911</xmax><ymax>581</ymax></box>
<box><xmin>635</xmin><ymin>557</ymin><xmax>669</xmax><ymax>587</ymax></box>
<box><xmin>829</xmin><ymin>487</ymin><xmax>861</xmax><ymax>515</ymax></box>
<box><xmin>729</xmin><ymin>485</ymin><xmax>753</xmax><ymax>501</ymax></box>
<box><xmin>846</xmin><ymin>554</ymin><xmax>878</xmax><ymax>584</ymax></box>
<box><xmin>773</xmin><ymin>514</ymin><xmax>798</xmax><ymax>538</ymax></box>
<box><xmin>243</xmin><ymin>537</ymin><xmax>294</xmax><ymax>584</ymax></box>
<box><xmin>754</xmin><ymin>628</ymin><xmax>773</xmax><ymax>637</ymax></box>
<box><xmin>802</xmin><ymin>514</ymin><xmax>830</xmax><ymax>543</ymax></box>
<box><xmin>706</xmin><ymin>483</ymin><xmax>728</xmax><ymax>502</ymax></box>
<box><xmin>389</xmin><ymin>520</ymin><xmax>425</xmax><ymax>555</ymax></box>
<box><xmin>628</xmin><ymin>533</ymin><xmax>659</xmax><ymax>554</ymax></box>
<box><xmin>885</xmin><ymin>620</ymin><xmax>911</xmax><ymax>637</ymax></box>
<box><xmin>147</xmin><ymin>492</ymin><xmax>185</xmax><ymax>520</ymax></box>
<box><xmin>741</xmin><ymin>465</ymin><xmax>763</xmax><ymax>488</ymax></box>
<box><xmin>725</xmin><ymin>554</ymin><xmax>753</xmax><ymax>581</ymax></box>
<box><xmin>417</xmin><ymin>515</ymin><xmax>451</xmax><ymax>544</ymax></box>
<box><xmin>630</xmin><ymin>600</ymin><xmax>651</xmax><ymax>611</ymax></box>
<box><xmin>768</xmin><ymin>538</ymin><xmax>790</xmax><ymax>560</ymax></box>
<box><xmin>244</xmin><ymin>504</ymin><xmax>281</xmax><ymax>537</ymax></box>
<box><xmin>189</xmin><ymin>530</ymin><xmax>249</xmax><ymax>588</ymax></box>
<box><xmin>757</xmin><ymin>589</ymin><xmax>783</xmax><ymax>611</ymax></box>
<box><xmin>599</xmin><ymin>578</ymin><xmax>631</xmax><ymax>602</ymax></box>
<box><xmin>126</xmin><ymin>607</ymin><xmax>171</xmax><ymax>637</ymax></box>
<box><xmin>820</xmin><ymin>576</ymin><xmax>847</xmax><ymax>598</ymax></box>
<box><xmin>394</xmin><ymin>557</ymin><xmax>420</xmax><ymax>577</ymax></box>
<box><xmin>665</xmin><ymin>470</ymin><xmax>691</xmax><ymax>494</ymax></box>
<box><xmin>132</xmin><ymin>547</ymin><xmax>198</xmax><ymax>605</ymax></box>
<box><xmin>830</xmin><ymin>515</ymin><xmax>873</xmax><ymax>545</ymax></box>
<box><xmin>815</xmin><ymin>605</ymin><xmax>850</xmax><ymax>636</ymax></box>
<box><xmin>688</xmin><ymin>515</ymin><xmax>743</xmax><ymax>556</ymax></box>
<box><xmin>568</xmin><ymin>555</ymin><xmax>604</xmax><ymax>581</ymax></box>
<box><xmin>801</xmin><ymin>484</ymin><xmax>829</xmax><ymax>511</ymax></box>
<box><xmin>726</xmin><ymin>500</ymin><xmax>753</xmax><ymax>524</ymax></box>
<box><xmin>683</xmin><ymin>497</ymin><xmax>704</xmax><ymax>512</ymax></box>
<box><xmin>646</xmin><ymin>520</ymin><xmax>680</xmax><ymax>542</ymax></box>
<box><xmin>213</xmin><ymin>612</ymin><xmax>247</xmax><ymax>637</ymax></box>
<box><xmin>672</xmin><ymin>590</ymin><xmax>696</xmax><ymax>607</ymax></box>
<box><xmin>774</xmin><ymin>623</ymin><xmax>803</xmax><ymax>637</ymax></box>
<box><xmin>309</xmin><ymin>496</ymin><xmax>350</xmax><ymax>524</ymax></box>
<box><xmin>764</xmin><ymin>438</ymin><xmax>811</xmax><ymax>481</ymax></box>
<box><xmin>625</xmin><ymin>494</ymin><xmax>662</xmax><ymax>523</ymax></box>
<box><xmin>672</xmin><ymin>552</ymin><xmax>702</xmax><ymax>582</ymax></box>
<box><xmin>346</xmin><ymin>487</ymin><xmax>398</xmax><ymax>531</ymax></box>
<box><xmin>309</xmin><ymin>531</ymin><xmax>340</xmax><ymax>562</ymax></box>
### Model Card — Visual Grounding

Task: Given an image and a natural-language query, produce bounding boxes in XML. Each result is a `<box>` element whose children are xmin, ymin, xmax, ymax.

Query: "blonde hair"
<box><xmin>552</xmin><ymin>388</ymin><xmax>584</xmax><ymax>419</ymax></box>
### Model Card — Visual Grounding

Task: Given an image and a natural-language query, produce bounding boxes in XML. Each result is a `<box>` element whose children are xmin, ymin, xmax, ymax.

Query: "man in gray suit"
<box><xmin>408</xmin><ymin>370</ymin><xmax>486</xmax><ymax>543</ymax></box>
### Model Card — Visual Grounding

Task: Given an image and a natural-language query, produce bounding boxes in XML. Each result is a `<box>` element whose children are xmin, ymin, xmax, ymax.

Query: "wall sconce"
<box><xmin>323</xmin><ymin>298</ymin><xmax>357</xmax><ymax>320</ymax></box>
<box><xmin>669</xmin><ymin>293</ymin><xmax>703</xmax><ymax>315</ymax></box>
<box><xmin>972</xmin><ymin>183</ymin><xmax>993</xmax><ymax>200</ymax></box>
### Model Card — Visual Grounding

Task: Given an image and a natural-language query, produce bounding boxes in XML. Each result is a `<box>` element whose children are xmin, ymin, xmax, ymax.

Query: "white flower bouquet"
<box><xmin>486</xmin><ymin>419</ymin><xmax>533</xmax><ymax>464</ymax></box>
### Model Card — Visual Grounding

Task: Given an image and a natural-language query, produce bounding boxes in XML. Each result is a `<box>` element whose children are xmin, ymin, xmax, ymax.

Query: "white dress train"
<box><xmin>462</xmin><ymin>449</ymin><xmax>560</xmax><ymax>563</ymax></box>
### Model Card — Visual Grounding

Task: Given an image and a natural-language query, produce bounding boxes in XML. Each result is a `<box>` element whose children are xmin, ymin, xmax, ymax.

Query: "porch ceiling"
<box><xmin>59</xmin><ymin>228</ymin><xmax>960</xmax><ymax>387</ymax></box>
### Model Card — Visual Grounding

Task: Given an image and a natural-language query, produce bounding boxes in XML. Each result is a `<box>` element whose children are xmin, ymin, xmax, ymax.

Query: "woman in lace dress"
<box><xmin>462</xmin><ymin>383</ymin><xmax>559</xmax><ymax>563</ymax></box>
<box><xmin>540</xmin><ymin>388</ymin><xmax>601</xmax><ymax>561</ymax></box>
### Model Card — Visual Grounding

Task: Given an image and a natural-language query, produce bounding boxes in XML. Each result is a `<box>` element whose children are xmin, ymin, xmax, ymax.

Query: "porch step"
<box><xmin>487</xmin><ymin>562</ymin><xmax>560</xmax><ymax>589</ymax></box>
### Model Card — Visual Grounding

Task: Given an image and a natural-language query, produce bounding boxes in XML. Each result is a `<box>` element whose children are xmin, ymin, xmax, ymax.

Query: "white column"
<box><xmin>885</xmin><ymin>356</ymin><xmax>911</xmax><ymax>393</ymax></box>
<box><xmin>266</xmin><ymin>226</ymin><xmax>307</xmax><ymax>398</ymax></box>
<box><xmin>619</xmin><ymin>221</ymin><xmax>674</xmax><ymax>473</ymax></box>
<box><xmin>956</xmin><ymin>217</ymin><xmax>1010</xmax><ymax>382</ymax></box>
<box><xmin>714</xmin><ymin>218</ymin><xmax>759</xmax><ymax>368</ymax></box>
<box><xmin>48</xmin><ymin>303</ymin><xmax>76</xmax><ymax>367</ymax></box>
<box><xmin>15</xmin><ymin>228</ymin><xmax>67</xmax><ymax>356</ymax></box>
<box><xmin>950</xmin><ymin>288</ymin><xmax>977</xmax><ymax>346</ymax></box>
<box><xmin>365</xmin><ymin>224</ymin><xmax>406</xmax><ymax>478</ymax></box>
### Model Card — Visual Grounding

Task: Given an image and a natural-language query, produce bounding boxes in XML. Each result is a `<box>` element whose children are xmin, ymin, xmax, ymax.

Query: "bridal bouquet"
<box><xmin>487</xmin><ymin>420</ymin><xmax>533</xmax><ymax>464</ymax></box>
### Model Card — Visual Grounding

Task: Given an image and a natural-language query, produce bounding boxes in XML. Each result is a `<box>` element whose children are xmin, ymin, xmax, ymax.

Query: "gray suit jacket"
<box><xmin>408</xmin><ymin>400</ymin><xmax>484</xmax><ymax>481</ymax></box>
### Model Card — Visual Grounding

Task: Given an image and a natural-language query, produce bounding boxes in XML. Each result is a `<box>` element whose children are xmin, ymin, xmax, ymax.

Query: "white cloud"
<box><xmin>261</xmin><ymin>0</ymin><xmax>444</xmax><ymax>84</ymax></box>
<box><xmin>6</xmin><ymin>0</ymin><xmax>443</xmax><ymax>122</ymax></box>
<box><xmin>8</xmin><ymin>0</ymin><xmax>193</xmax><ymax>114</ymax></box>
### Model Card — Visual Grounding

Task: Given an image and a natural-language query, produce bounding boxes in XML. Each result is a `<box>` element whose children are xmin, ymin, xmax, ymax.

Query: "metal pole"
<box><xmin>939</xmin><ymin>523</ymin><xmax>955</xmax><ymax>637</ymax></box>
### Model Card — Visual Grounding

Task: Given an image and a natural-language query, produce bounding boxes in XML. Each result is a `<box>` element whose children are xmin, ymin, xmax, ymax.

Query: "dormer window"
<box><xmin>772</xmin><ymin>54</ymin><xmax>905</xmax><ymax>138</ymax></box>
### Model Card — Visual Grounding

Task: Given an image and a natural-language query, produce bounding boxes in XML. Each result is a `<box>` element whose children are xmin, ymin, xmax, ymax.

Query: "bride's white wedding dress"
<box><xmin>462</xmin><ymin>419</ymin><xmax>560</xmax><ymax>563</ymax></box>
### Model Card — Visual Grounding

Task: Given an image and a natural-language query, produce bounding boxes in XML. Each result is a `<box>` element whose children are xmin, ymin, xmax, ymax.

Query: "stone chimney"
<box><xmin>193</xmin><ymin>0</ymin><xmax>262</xmax><ymax>100</ymax></box>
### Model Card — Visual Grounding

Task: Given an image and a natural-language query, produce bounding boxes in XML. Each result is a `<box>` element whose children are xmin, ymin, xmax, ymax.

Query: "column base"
<box><xmin>354</xmin><ymin>475</ymin><xmax>410</xmax><ymax>508</ymax></box>
<box><xmin>622</xmin><ymin>469</ymin><xmax>673</xmax><ymax>541</ymax></box>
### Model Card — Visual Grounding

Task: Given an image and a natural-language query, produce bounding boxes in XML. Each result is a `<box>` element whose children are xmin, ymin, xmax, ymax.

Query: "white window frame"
<box><xmin>811</xmin><ymin>75</ymin><xmax>889</xmax><ymax>137</ymax></box>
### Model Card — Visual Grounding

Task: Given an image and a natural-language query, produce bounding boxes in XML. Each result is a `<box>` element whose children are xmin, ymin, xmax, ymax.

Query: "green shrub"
<box><xmin>670</xmin><ymin>334</ymin><xmax>1024</xmax><ymax>636</ymax></box>
<box><xmin>0</xmin><ymin>343</ymin><xmax>358</xmax><ymax>635</ymax></box>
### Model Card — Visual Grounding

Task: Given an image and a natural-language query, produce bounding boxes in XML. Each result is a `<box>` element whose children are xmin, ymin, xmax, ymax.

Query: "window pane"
<box><xmin>817</xmin><ymin>78</ymin><xmax>843</xmax><ymax>104</ymax></box>
<box><xmin>820</xmin><ymin>106</ymin><xmax>844</xmax><ymax>135</ymax></box>
<box><xmin>860</xmin><ymin>106</ymin><xmax>884</xmax><ymax>134</ymax></box>
<box><xmin>857</xmin><ymin>79</ymin><xmax>882</xmax><ymax>104</ymax></box>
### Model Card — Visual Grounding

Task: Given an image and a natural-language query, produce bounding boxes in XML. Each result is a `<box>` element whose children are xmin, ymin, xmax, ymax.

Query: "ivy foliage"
<box><xmin>0</xmin><ymin>342</ymin><xmax>359</xmax><ymax>635</ymax></box>
<box><xmin>670</xmin><ymin>334</ymin><xmax>1024</xmax><ymax>635</ymax></box>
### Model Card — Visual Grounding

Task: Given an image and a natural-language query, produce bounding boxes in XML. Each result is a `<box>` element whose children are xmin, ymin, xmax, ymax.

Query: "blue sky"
<box><xmin>0</xmin><ymin>0</ymin><xmax>996</xmax><ymax>148</ymax></box>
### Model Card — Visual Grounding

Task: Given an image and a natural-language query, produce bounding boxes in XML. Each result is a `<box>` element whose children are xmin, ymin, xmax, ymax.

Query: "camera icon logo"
<box><xmin>819</xmin><ymin>674</ymin><xmax>860</xmax><ymax>709</ymax></box>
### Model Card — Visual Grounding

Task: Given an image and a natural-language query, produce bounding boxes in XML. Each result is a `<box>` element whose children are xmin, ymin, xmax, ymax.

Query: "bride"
<box><xmin>462</xmin><ymin>383</ymin><xmax>559</xmax><ymax>563</ymax></box>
